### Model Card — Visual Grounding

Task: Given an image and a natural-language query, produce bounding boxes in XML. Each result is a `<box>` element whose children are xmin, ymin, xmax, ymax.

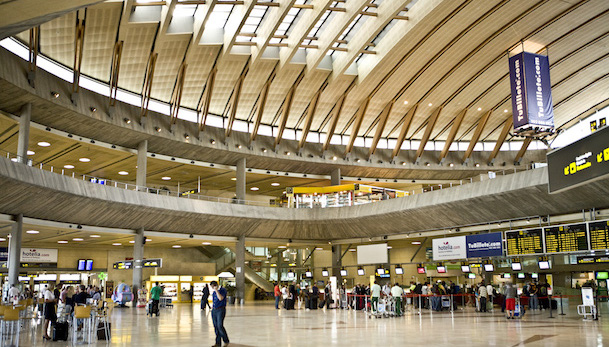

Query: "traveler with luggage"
<box><xmin>210</xmin><ymin>281</ymin><xmax>229</xmax><ymax>347</ymax></box>
<box><xmin>150</xmin><ymin>282</ymin><xmax>162</xmax><ymax>317</ymax></box>
<box><xmin>201</xmin><ymin>284</ymin><xmax>211</xmax><ymax>311</ymax></box>
<box><xmin>42</xmin><ymin>283</ymin><xmax>57</xmax><ymax>341</ymax></box>
<box><xmin>273</xmin><ymin>282</ymin><xmax>281</xmax><ymax>310</ymax></box>
<box><xmin>391</xmin><ymin>283</ymin><xmax>404</xmax><ymax>316</ymax></box>
<box><xmin>370</xmin><ymin>281</ymin><xmax>381</xmax><ymax>313</ymax></box>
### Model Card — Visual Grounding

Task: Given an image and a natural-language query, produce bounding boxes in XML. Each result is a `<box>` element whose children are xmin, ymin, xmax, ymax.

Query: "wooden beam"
<box><xmin>170</xmin><ymin>62</ymin><xmax>188</xmax><ymax>128</ymax></box>
<box><xmin>462</xmin><ymin>110</ymin><xmax>491</xmax><ymax>163</ymax></box>
<box><xmin>514</xmin><ymin>137</ymin><xmax>532</xmax><ymax>165</ymax></box>
<box><xmin>368</xmin><ymin>101</ymin><xmax>395</xmax><ymax>157</ymax></box>
<box><xmin>225</xmin><ymin>63</ymin><xmax>250</xmax><ymax>138</ymax></box>
<box><xmin>223</xmin><ymin>0</ymin><xmax>257</xmax><ymax>54</ymax></box>
<box><xmin>198</xmin><ymin>67</ymin><xmax>217</xmax><ymax>132</ymax></box>
<box><xmin>72</xmin><ymin>11</ymin><xmax>86</xmax><ymax>94</ymax></box>
<box><xmin>415</xmin><ymin>106</ymin><xmax>442</xmax><ymax>163</ymax></box>
<box><xmin>438</xmin><ymin>108</ymin><xmax>467</xmax><ymax>163</ymax></box>
<box><xmin>322</xmin><ymin>80</ymin><xmax>356</xmax><ymax>151</ymax></box>
<box><xmin>250</xmin><ymin>65</ymin><xmax>278</xmax><ymax>142</ymax></box>
<box><xmin>275</xmin><ymin>70</ymin><xmax>305</xmax><ymax>146</ymax></box>
<box><xmin>140</xmin><ymin>52</ymin><xmax>158</xmax><ymax>123</ymax></box>
<box><xmin>488</xmin><ymin>117</ymin><xmax>513</xmax><ymax>165</ymax></box>
<box><xmin>298</xmin><ymin>80</ymin><xmax>329</xmax><ymax>149</ymax></box>
<box><xmin>109</xmin><ymin>40</ymin><xmax>124</xmax><ymax>107</ymax></box>
<box><xmin>391</xmin><ymin>103</ymin><xmax>418</xmax><ymax>158</ymax></box>
<box><xmin>251</xmin><ymin>0</ymin><xmax>297</xmax><ymax>64</ymax></box>
<box><xmin>344</xmin><ymin>97</ymin><xmax>371</xmax><ymax>155</ymax></box>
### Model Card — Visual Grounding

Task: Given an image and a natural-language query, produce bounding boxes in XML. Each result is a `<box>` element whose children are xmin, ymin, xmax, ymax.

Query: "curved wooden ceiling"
<box><xmin>10</xmin><ymin>0</ymin><xmax>609</xmax><ymax>153</ymax></box>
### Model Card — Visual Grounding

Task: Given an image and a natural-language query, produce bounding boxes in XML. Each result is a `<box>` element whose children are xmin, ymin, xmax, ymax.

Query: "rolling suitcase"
<box><xmin>97</xmin><ymin>322</ymin><xmax>112</xmax><ymax>340</ymax></box>
<box><xmin>52</xmin><ymin>321</ymin><xmax>69</xmax><ymax>341</ymax></box>
<box><xmin>318</xmin><ymin>300</ymin><xmax>326</xmax><ymax>309</ymax></box>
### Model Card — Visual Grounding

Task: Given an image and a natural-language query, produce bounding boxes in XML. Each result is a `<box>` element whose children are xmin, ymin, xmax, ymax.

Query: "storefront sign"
<box><xmin>466</xmin><ymin>233</ymin><xmax>503</xmax><ymax>258</ymax></box>
<box><xmin>547</xmin><ymin>125</ymin><xmax>609</xmax><ymax>193</ymax></box>
<box><xmin>509</xmin><ymin>52</ymin><xmax>555</xmax><ymax>130</ymax></box>
<box><xmin>432</xmin><ymin>236</ymin><xmax>466</xmax><ymax>261</ymax></box>
<box><xmin>20</xmin><ymin>248</ymin><xmax>58</xmax><ymax>263</ymax></box>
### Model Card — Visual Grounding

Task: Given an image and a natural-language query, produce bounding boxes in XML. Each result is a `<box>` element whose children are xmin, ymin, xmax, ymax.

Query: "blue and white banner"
<box><xmin>509</xmin><ymin>52</ymin><xmax>555</xmax><ymax>130</ymax></box>
<box><xmin>466</xmin><ymin>232</ymin><xmax>503</xmax><ymax>258</ymax></box>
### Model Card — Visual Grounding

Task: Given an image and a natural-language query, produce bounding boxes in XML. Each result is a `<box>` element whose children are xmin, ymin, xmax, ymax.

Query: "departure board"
<box><xmin>589</xmin><ymin>221</ymin><xmax>609</xmax><ymax>250</ymax></box>
<box><xmin>544</xmin><ymin>223</ymin><xmax>588</xmax><ymax>253</ymax></box>
<box><xmin>506</xmin><ymin>229</ymin><xmax>544</xmax><ymax>255</ymax></box>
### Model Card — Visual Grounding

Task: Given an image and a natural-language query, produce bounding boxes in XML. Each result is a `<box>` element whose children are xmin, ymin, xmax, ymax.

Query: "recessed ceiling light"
<box><xmin>250</xmin><ymin>187</ymin><xmax>259</xmax><ymax>191</ymax></box>
<box><xmin>428</xmin><ymin>103</ymin><xmax>433</xmax><ymax>107</ymax></box>
<box><xmin>11</xmin><ymin>158</ymin><xmax>17</xmax><ymax>162</ymax></box>
<box><xmin>37</xmin><ymin>142</ymin><xmax>50</xmax><ymax>147</ymax></box>
<box><xmin>26</xmin><ymin>230</ymin><xmax>39</xmax><ymax>234</ymax></box>
<box><xmin>27</xmin><ymin>150</ymin><xmax>35</xmax><ymax>156</ymax></box>
<box><xmin>79</xmin><ymin>158</ymin><xmax>90</xmax><ymax>162</ymax></box>
<box><xmin>73</xmin><ymin>238</ymin><xmax>84</xmax><ymax>241</ymax></box>
<box><xmin>349</xmin><ymin>249</ymin><xmax>356</xmax><ymax>252</ymax></box>
<box><xmin>504</xmin><ymin>109</ymin><xmax>508</xmax><ymax>113</ymax></box>
<box><xmin>285</xmin><ymin>151</ymin><xmax>291</xmax><ymax>156</ymax></box>
<box><xmin>146</xmin><ymin>238</ymin><xmax>152</xmax><ymax>242</ymax></box>
<box><xmin>411</xmin><ymin>241</ymin><xmax>421</xmax><ymax>245</ymax></box>
<box><xmin>332</xmin><ymin>156</ymin><xmax>337</xmax><ymax>160</ymax></box>
<box><xmin>315</xmin><ymin>247</ymin><xmax>323</xmax><ymax>250</ymax></box>
<box><xmin>129</xmin><ymin>240</ymin><xmax>135</xmax><ymax>244</ymax></box>
<box><xmin>0</xmin><ymin>238</ymin><xmax>5</xmax><ymax>242</ymax></box>
<box><xmin>58</xmin><ymin>240</ymin><xmax>68</xmax><ymax>244</ymax></box>
<box><xmin>271</xmin><ymin>183</ymin><xmax>280</xmax><ymax>186</ymax></box>
<box><xmin>403</xmin><ymin>100</ymin><xmax>408</xmax><ymax>105</ymax></box>
<box><xmin>387</xmin><ymin>246</ymin><xmax>392</xmax><ymax>249</ymax></box>
<box><xmin>172</xmin><ymin>245</ymin><xmax>181</xmax><ymax>248</ymax></box>
<box><xmin>278</xmin><ymin>245</ymin><xmax>287</xmax><ymax>249</ymax></box>
<box><xmin>112</xmin><ymin>243</ymin><xmax>122</xmax><ymax>246</ymax></box>
<box><xmin>202</xmin><ymin>242</ymin><xmax>211</xmax><ymax>245</ymax></box>
<box><xmin>64</xmin><ymin>165</ymin><xmax>75</xmax><ymax>169</ymax></box>
<box><xmin>90</xmin><ymin>235</ymin><xmax>100</xmax><ymax>238</ymax></box>
<box><xmin>477</xmin><ymin>107</ymin><xmax>482</xmax><ymax>111</ymax></box>
<box><xmin>118</xmin><ymin>171</ymin><xmax>129</xmax><ymax>175</ymax></box>
<box><xmin>161</xmin><ymin>177</ymin><xmax>171</xmax><ymax>180</ymax></box>
<box><xmin>231</xmin><ymin>177</ymin><xmax>237</xmax><ymax>181</ymax></box>
<box><xmin>449</xmin><ymin>163</ymin><xmax>454</xmax><ymax>167</ymax></box>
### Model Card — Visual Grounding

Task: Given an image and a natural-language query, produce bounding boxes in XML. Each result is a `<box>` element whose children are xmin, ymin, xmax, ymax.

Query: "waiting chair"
<box><xmin>72</xmin><ymin>305</ymin><xmax>94</xmax><ymax>345</ymax></box>
<box><xmin>1</xmin><ymin>307</ymin><xmax>21</xmax><ymax>346</ymax></box>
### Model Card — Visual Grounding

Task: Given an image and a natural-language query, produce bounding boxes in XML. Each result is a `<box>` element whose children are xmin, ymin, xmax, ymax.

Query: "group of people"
<box><xmin>274</xmin><ymin>282</ymin><xmax>324</xmax><ymax>310</ymax></box>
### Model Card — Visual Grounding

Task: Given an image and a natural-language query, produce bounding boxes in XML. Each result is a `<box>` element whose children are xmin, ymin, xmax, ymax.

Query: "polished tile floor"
<box><xmin>14</xmin><ymin>302</ymin><xmax>609</xmax><ymax>346</ymax></box>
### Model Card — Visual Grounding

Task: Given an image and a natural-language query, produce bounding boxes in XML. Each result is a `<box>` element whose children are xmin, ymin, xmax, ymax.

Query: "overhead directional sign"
<box><xmin>547</xmin><ymin>125</ymin><xmax>609</xmax><ymax>193</ymax></box>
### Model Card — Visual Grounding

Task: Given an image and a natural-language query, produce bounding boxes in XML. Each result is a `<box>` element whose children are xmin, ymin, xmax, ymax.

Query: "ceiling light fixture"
<box><xmin>112</xmin><ymin>243</ymin><xmax>121</xmax><ymax>246</ymax></box>
<box><xmin>58</xmin><ymin>240</ymin><xmax>69</xmax><ymax>244</ymax></box>
<box><xmin>79</xmin><ymin>158</ymin><xmax>90</xmax><ymax>163</ymax></box>
<box><xmin>124</xmin><ymin>118</ymin><xmax>131</xmax><ymax>124</ymax></box>
<box><xmin>250</xmin><ymin>187</ymin><xmax>259</xmax><ymax>191</ymax></box>
<box><xmin>449</xmin><ymin>163</ymin><xmax>454</xmax><ymax>167</ymax></box>
<box><xmin>428</xmin><ymin>103</ymin><xmax>433</xmax><ymax>107</ymax></box>
<box><xmin>285</xmin><ymin>151</ymin><xmax>291</xmax><ymax>156</ymax></box>
<box><xmin>26</xmin><ymin>230</ymin><xmax>39</xmax><ymax>234</ymax></box>
<box><xmin>403</xmin><ymin>100</ymin><xmax>408</xmax><ymax>105</ymax></box>
<box><xmin>51</xmin><ymin>91</ymin><xmax>60</xmax><ymax>98</ymax></box>
<box><xmin>271</xmin><ymin>182</ymin><xmax>280</xmax><ymax>186</ymax></box>
<box><xmin>37</xmin><ymin>142</ymin><xmax>50</xmax><ymax>147</ymax></box>
<box><xmin>202</xmin><ymin>242</ymin><xmax>211</xmax><ymax>245</ymax></box>
<box><xmin>73</xmin><ymin>238</ymin><xmax>84</xmax><ymax>241</ymax></box>
<box><xmin>184</xmin><ymin>134</ymin><xmax>190</xmax><ymax>140</ymax></box>
<box><xmin>27</xmin><ymin>150</ymin><xmax>35</xmax><ymax>156</ymax></box>
<box><xmin>64</xmin><ymin>165</ymin><xmax>74</xmax><ymax>169</ymax></box>
<box><xmin>118</xmin><ymin>171</ymin><xmax>129</xmax><ymax>175</ymax></box>
<box><xmin>129</xmin><ymin>240</ymin><xmax>135</xmax><ymax>244</ymax></box>
<box><xmin>231</xmin><ymin>177</ymin><xmax>237</xmax><ymax>181</ymax></box>
<box><xmin>504</xmin><ymin>109</ymin><xmax>508</xmax><ymax>113</ymax></box>
<box><xmin>262</xmin><ymin>148</ymin><xmax>267</xmax><ymax>153</ymax></box>
<box><xmin>90</xmin><ymin>235</ymin><xmax>100</xmax><ymax>238</ymax></box>
<box><xmin>477</xmin><ymin>107</ymin><xmax>482</xmax><ymax>111</ymax></box>
<box><xmin>172</xmin><ymin>245</ymin><xmax>182</xmax><ymax>248</ymax></box>
<box><xmin>161</xmin><ymin>177</ymin><xmax>171</xmax><ymax>180</ymax></box>
<box><xmin>155</xmin><ymin>127</ymin><xmax>161</xmax><ymax>132</ymax></box>
<box><xmin>210</xmin><ymin>139</ymin><xmax>216</xmax><ymax>145</ymax></box>
<box><xmin>0</xmin><ymin>238</ymin><xmax>6</xmax><ymax>242</ymax></box>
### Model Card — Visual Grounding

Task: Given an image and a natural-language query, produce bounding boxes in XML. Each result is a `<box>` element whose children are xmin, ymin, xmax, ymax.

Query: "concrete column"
<box><xmin>276</xmin><ymin>248</ymin><xmax>283</xmax><ymax>283</ymax></box>
<box><xmin>136</xmin><ymin>140</ymin><xmax>148</xmax><ymax>189</ymax></box>
<box><xmin>235</xmin><ymin>235</ymin><xmax>246</xmax><ymax>304</ymax></box>
<box><xmin>332</xmin><ymin>244</ymin><xmax>342</xmax><ymax>284</ymax></box>
<box><xmin>236</xmin><ymin>158</ymin><xmax>246</xmax><ymax>202</ymax></box>
<box><xmin>132</xmin><ymin>228</ymin><xmax>144</xmax><ymax>306</ymax></box>
<box><xmin>8</xmin><ymin>214</ymin><xmax>23</xmax><ymax>287</ymax></box>
<box><xmin>330</xmin><ymin>168</ymin><xmax>341</xmax><ymax>186</ymax></box>
<box><xmin>17</xmin><ymin>103</ymin><xmax>32</xmax><ymax>164</ymax></box>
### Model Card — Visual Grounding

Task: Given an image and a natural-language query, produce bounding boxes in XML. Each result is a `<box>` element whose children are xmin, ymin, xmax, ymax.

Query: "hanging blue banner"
<box><xmin>509</xmin><ymin>52</ymin><xmax>555</xmax><ymax>130</ymax></box>
<box><xmin>466</xmin><ymin>233</ymin><xmax>503</xmax><ymax>258</ymax></box>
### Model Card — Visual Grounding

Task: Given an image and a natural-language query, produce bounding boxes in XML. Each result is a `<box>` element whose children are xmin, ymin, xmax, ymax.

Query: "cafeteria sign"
<box><xmin>20</xmin><ymin>248</ymin><xmax>58</xmax><ymax>263</ymax></box>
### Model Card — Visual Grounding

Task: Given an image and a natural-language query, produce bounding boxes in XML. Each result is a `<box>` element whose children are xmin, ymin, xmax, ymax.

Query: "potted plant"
<box><xmin>225</xmin><ymin>284</ymin><xmax>236</xmax><ymax>305</ymax></box>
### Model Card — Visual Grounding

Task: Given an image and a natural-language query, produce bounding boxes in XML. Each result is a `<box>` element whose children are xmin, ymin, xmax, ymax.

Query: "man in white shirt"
<box><xmin>370</xmin><ymin>281</ymin><xmax>382</xmax><ymax>313</ymax></box>
<box><xmin>8</xmin><ymin>284</ymin><xmax>20</xmax><ymax>302</ymax></box>
<box><xmin>391</xmin><ymin>283</ymin><xmax>404</xmax><ymax>316</ymax></box>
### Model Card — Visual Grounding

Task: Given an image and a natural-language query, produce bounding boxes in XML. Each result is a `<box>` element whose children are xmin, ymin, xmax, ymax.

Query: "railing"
<box><xmin>1</xmin><ymin>149</ymin><xmax>544</xmax><ymax>209</ymax></box>
<box><xmin>215</xmin><ymin>249</ymin><xmax>235</xmax><ymax>273</ymax></box>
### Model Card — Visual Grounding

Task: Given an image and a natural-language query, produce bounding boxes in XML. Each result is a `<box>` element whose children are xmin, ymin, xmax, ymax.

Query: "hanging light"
<box><xmin>340</xmin><ymin>268</ymin><xmax>348</xmax><ymax>277</ymax></box>
<box><xmin>322</xmin><ymin>269</ymin><xmax>329</xmax><ymax>277</ymax></box>
<box><xmin>357</xmin><ymin>267</ymin><xmax>365</xmax><ymax>276</ymax></box>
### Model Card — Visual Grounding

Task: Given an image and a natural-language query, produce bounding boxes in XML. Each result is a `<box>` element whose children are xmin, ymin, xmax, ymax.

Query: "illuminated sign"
<box><xmin>506</xmin><ymin>229</ymin><xmax>543</xmax><ymax>255</ymax></box>
<box><xmin>547</xmin><ymin>125</ymin><xmax>609</xmax><ymax>193</ymax></box>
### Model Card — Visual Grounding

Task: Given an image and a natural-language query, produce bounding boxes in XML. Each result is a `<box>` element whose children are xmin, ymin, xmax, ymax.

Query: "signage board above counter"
<box><xmin>433</xmin><ymin>233</ymin><xmax>502</xmax><ymax>261</ymax></box>
<box><xmin>20</xmin><ymin>248</ymin><xmax>57</xmax><ymax>263</ymax></box>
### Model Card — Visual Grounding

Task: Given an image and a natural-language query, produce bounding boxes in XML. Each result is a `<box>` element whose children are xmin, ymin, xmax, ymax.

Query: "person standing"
<box><xmin>479</xmin><ymin>283</ymin><xmax>488</xmax><ymax>313</ymax></box>
<box><xmin>370</xmin><ymin>281</ymin><xmax>381</xmax><ymax>313</ymax></box>
<box><xmin>201</xmin><ymin>284</ymin><xmax>211</xmax><ymax>311</ymax></box>
<box><xmin>150</xmin><ymin>282</ymin><xmax>162</xmax><ymax>317</ymax></box>
<box><xmin>189</xmin><ymin>286</ymin><xmax>194</xmax><ymax>304</ymax></box>
<box><xmin>42</xmin><ymin>284</ymin><xmax>57</xmax><ymax>341</ymax></box>
<box><xmin>210</xmin><ymin>281</ymin><xmax>229</xmax><ymax>347</ymax></box>
<box><xmin>8</xmin><ymin>284</ymin><xmax>20</xmax><ymax>304</ymax></box>
<box><xmin>273</xmin><ymin>282</ymin><xmax>281</xmax><ymax>310</ymax></box>
<box><xmin>391</xmin><ymin>283</ymin><xmax>404</xmax><ymax>316</ymax></box>
<box><xmin>486</xmin><ymin>283</ymin><xmax>494</xmax><ymax>312</ymax></box>
<box><xmin>505</xmin><ymin>283</ymin><xmax>517</xmax><ymax>319</ymax></box>
<box><xmin>311</xmin><ymin>285</ymin><xmax>319</xmax><ymax>310</ymax></box>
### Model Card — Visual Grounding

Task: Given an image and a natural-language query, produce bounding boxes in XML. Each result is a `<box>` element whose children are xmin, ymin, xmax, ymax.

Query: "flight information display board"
<box><xmin>506</xmin><ymin>229</ymin><xmax>544</xmax><ymax>255</ymax></box>
<box><xmin>589</xmin><ymin>221</ymin><xmax>609</xmax><ymax>250</ymax></box>
<box><xmin>544</xmin><ymin>223</ymin><xmax>588</xmax><ymax>253</ymax></box>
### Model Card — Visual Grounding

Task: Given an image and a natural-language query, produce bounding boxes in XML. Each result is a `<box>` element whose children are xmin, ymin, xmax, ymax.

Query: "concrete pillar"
<box><xmin>132</xmin><ymin>228</ymin><xmax>144</xmax><ymax>306</ymax></box>
<box><xmin>332</xmin><ymin>244</ymin><xmax>342</xmax><ymax>284</ymax></box>
<box><xmin>235</xmin><ymin>235</ymin><xmax>246</xmax><ymax>304</ymax></box>
<box><xmin>8</xmin><ymin>214</ymin><xmax>23</xmax><ymax>287</ymax></box>
<box><xmin>330</xmin><ymin>168</ymin><xmax>341</xmax><ymax>186</ymax></box>
<box><xmin>17</xmin><ymin>103</ymin><xmax>32</xmax><ymax>164</ymax></box>
<box><xmin>276</xmin><ymin>248</ymin><xmax>283</xmax><ymax>283</ymax></box>
<box><xmin>236</xmin><ymin>158</ymin><xmax>246</xmax><ymax>202</ymax></box>
<box><xmin>136</xmin><ymin>140</ymin><xmax>148</xmax><ymax>189</ymax></box>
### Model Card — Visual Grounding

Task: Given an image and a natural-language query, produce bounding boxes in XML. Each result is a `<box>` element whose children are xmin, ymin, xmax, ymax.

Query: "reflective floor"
<box><xmin>14</xmin><ymin>302</ymin><xmax>609</xmax><ymax>346</ymax></box>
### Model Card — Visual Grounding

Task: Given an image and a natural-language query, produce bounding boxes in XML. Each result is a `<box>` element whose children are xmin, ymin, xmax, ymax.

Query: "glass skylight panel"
<box><xmin>173</xmin><ymin>4</ymin><xmax>197</xmax><ymax>17</ymax></box>
<box><xmin>205</xmin><ymin>4</ymin><xmax>234</xmax><ymax>29</ymax></box>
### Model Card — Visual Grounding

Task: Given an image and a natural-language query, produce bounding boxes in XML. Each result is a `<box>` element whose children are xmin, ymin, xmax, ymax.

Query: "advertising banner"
<box><xmin>432</xmin><ymin>236</ymin><xmax>466</xmax><ymax>261</ymax></box>
<box><xmin>20</xmin><ymin>248</ymin><xmax>58</xmax><ymax>263</ymax></box>
<box><xmin>466</xmin><ymin>233</ymin><xmax>503</xmax><ymax>258</ymax></box>
<box><xmin>509</xmin><ymin>52</ymin><xmax>554</xmax><ymax>130</ymax></box>
<box><xmin>547</xmin><ymin>125</ymin><xmax>609</xmax><ymax>193</ymax></box>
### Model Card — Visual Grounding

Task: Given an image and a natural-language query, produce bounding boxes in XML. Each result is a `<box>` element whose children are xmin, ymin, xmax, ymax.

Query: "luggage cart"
<box><xmin>441</xmin><ymin>296</ymin><xmax>451</xmax><ymax>310</ymax></box>
<box><xmin>159</xmin><ymin>297</ymin><xmax>173</xmax><ymax>308</ymax></box>
<box><xmin>367</xmin><ymin>298</ymin><xmax>387</xmax><ymax>319</ymax></box>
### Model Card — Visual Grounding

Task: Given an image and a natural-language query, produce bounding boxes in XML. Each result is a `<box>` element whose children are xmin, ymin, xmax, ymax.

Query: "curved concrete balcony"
<box><xmin>1</xmin><ymin>156</ymin><xmax>608</xmax><ymax>240</ymax></box>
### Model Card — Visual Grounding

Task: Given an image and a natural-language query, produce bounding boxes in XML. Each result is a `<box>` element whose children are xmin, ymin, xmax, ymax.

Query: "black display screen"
<box><xmin>547</xmin><ymin>125</ymin><xmax>609</xmax><ymax>193</ymax></box>
<box><xmin>544</xmin><ymin>223</ymin><xmax>588</xmax><ymax>253</ymax></box>
<box><xmin>589</xmin><ymin>221</ymin><xmax>609</xmax><ymax>250</ymax></box>
<box><xmin>506</xmin><ymin>229</ymin><xmax>544</xmax><ymax>255</ymax></box>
